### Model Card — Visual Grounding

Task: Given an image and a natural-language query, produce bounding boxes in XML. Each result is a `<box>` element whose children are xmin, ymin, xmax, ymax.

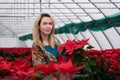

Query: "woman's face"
<box><xmin>40</xmin><ymin>17</ymin><xmax>53</xmax><ymax>36</ymax></box>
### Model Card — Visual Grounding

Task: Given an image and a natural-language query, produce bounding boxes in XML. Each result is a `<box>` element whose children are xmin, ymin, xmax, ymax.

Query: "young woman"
<box><xmin>32</xmin><ymin>13</ymin><xmax>60</xmax><ymax>66</ymax></box>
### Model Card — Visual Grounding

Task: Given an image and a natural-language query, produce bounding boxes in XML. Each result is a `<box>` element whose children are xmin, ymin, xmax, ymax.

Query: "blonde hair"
<box><xmin>32</xmin><ymin>13</ymin><xmax>55</xmax><ymax>48</ymax></box>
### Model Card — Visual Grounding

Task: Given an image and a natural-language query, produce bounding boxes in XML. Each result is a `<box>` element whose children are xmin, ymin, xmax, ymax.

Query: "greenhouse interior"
<box><xmin>0</xmin><ymin>0</ymin><xmax>120</xmax><ymax>80</ymax></box>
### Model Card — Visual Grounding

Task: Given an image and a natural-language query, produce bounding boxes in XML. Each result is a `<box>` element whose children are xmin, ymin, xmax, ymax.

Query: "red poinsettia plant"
<box><xmin>57</xmin><ymin>39</ymin><xmax>120</xmax><ymax>80</ymax></box>
<box><xmin>33</xmin><ymin>39</ymin><xmax>91</xmax><ymax>80</ymax></box>
<box><xmin>0</xmin><ymin>54</ymin><xmax>35</xmax><ymax>80</ymax></box>
<box><xmin>34</xmin><ymin>56</ymin><xmax>85</xmax><ymax>80</ymax></box>
<box><xmin>88</xmin><ymin>49</ymin><xmax>120</xmax><ymax>80</ymax></box>
<box><xmin>0</xmin><ymin>39</ymin><xmax>120</xmax><ymax>80</ymax></box>
<box><xmin>58</xmin><ymin>39</ymin><xmax>91</xmax><ymax>66</ymax></box>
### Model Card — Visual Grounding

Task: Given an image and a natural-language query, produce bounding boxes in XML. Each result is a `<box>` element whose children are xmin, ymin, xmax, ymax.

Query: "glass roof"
<box><xmin>0</xmin><ymin>0</ymin><xmax>120</xmax><ymax>49</ymax></box>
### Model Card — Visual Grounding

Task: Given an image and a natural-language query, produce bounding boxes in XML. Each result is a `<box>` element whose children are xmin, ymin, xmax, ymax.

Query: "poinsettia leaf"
<box><xmin>84</xmin><ymin>65</ymin><xmax>93</xmax><ymax>74</ymax></box>
<box><xmin>61</xmin><ymin>49</ymin><xmax>66</xmax><ymax>55</ymax></box>
<box><xmin>1</xmin><ymin>51</ymin><xmax>9</xmax><ymax>58</ymax></box>
<box><xmin>96</xmin><ymin>75</ymin><xmax>102</xmax><ymax>80</ymax></box>
<box><xmin>75</xmin><ymin>49</ymin><xmax>85</xmax><ymax>55</ymax></box>
<box><xmin>88</xmin><ymin>58</ymin><xmax>97</xmax><ymax>67</ymax></box>
<box><xmin>87</xmin><ymin>45</ymin><xmax>94</xmax><ymax>49</ymax></box>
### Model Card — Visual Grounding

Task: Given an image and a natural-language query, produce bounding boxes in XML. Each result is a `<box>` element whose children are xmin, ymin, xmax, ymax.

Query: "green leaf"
<box><xmin>84</xmin><ymin>65</ymin><xmax>93</xmax><ymax>74</ymax></box>
<box><xmin>88</xmin><ymin>58</ymin><xmax>97</xmax><ymax>67</ymax></box>
<box><xmin>87</xmin><ymin>45</ymin><xmax>94</xmax><ymax>49</ymax></box>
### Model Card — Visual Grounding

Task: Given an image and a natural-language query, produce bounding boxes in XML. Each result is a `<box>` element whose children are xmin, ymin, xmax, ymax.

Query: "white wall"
<box><xmin>25</xmin><ymin>40</ymin><xmax>33</xmax><ymax>48</ymax></box>
<box><xmin>0</xmin><ymin>38</ymin><xmax>25</xmax><ymax>47</ymax></box>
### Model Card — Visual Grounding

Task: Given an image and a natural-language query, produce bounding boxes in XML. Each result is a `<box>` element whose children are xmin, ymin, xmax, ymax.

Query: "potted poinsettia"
<box><xmin>58</xmin><ymin>39</ymin><xmax>97</xmax><ymax>79</ymax></box>
<box><xmin>88</xmin><ymin>49</ymin><xmax>120</xmax><ymax>80</ymax></box>
<box><xmin>57</xmin><ymin>39</ymin><xmax>120</xmax><ymax>80</ymax></box>
<box><xmin>1</xmin><ymin>40</ymin><xmax>119</xmax><ymax>80</ymax></box>
<box><xmin>34</xmin><ymin>55</ymin><xmax>85</xmax><ymax>80</ymax></box>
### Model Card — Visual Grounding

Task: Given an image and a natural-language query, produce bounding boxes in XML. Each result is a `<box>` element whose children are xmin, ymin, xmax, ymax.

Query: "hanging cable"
<box><xmin>40</xmin><ymin>0</ymin><xmax>42</xmax><ymax>13</ymax></box>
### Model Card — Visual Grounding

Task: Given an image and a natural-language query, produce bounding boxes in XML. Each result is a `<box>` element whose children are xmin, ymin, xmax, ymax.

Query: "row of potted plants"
<box><xmin>0</xmin><ymin>39</ymin><xmax>120</xmax><ymax>80</ymax></box>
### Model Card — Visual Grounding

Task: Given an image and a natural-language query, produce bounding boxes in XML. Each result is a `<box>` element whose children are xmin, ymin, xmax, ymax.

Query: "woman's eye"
<box><xmin>43</xmin><ymin>22</ymin><xmax>52</xmax><ymax>25</ymax></box>
<box><xmin>49</xmin><ymin>22</ymin><xmax>53</xmax><ymax>25</ymax></box>
<box><xmin>43</xmin><ymin>22</ymin><xmax>47</xmax><ymax>25</ymax></box>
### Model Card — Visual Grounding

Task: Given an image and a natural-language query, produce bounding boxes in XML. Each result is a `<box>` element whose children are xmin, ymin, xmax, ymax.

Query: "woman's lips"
<box><xmin>45</xmin><ymin>30</ymin><xmax>51</xmax><ymax>32</ymax></box>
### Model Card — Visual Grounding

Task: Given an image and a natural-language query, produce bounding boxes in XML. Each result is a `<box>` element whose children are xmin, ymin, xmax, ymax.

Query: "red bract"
<box><xmin>35</xmin><ymin>62</ymin><xmax>57</xmax><ymax>75</ymax></box>
<box><xmin>9</xmin><ymin>48</ymin><xmax>31</xmax><ymax>55</ymax></box>
<box><xmin>0</xmin><ymin>47</ymin><xmax>31</xmax><ymax>55</ymax></box>
<box><xmin>75</xmin><ymin>39</ymin><xmax>89</xmax><ymax>49</ymax></box>
<box><xmin>35</xmin><ymin>56</ymin><xmax>84</xmax><ymax>76</ymax></box>
<box><xmin>51</xmin><ymin>77</ymin><xmax>57</xmax><ymax>80</ymax></box>
<box><xmin>58</xmin><ymin>44</ymin><xmax>65</xmax><ymax>51</ymax></box>
<box><xmin>112</xmin><ymin>53</ymin><xmax>119</xmax><ymax>59</ymax></box>
<box><xmin>56</xmin><ymin>57</ymin><xmax>84</xmax><ymax>74</ymax></box>
<box><xmin>58</xmin><ymin>39</ymin><xmax>76</xmax><ymax>55</ymax></box>
<box><xmin>88</xmin><ymin>50</ymin><xmax>102</xmax><ymax>56</ymax></box>
<box><xmin>0</xmin><ymin>54</ymin><xmax>34</xmax><ymax>80</ymax></box>
<box><xmin>88</xmin><ymin>49</ymin><xmax>120</xmax><ymax>74</ymax></box>
<box><xmin>0</xmin><ymin>43</ymin><xmax>120</xmax><ymax>80</ymax></box>
<box><xmin>58</xmin><ymin>39</ymin><xmax>89</xmax><ymax>55</ymax></box>
<box><xmin>13</xmin><ymin>68</ymin><xmax>34</xmax><ymax>79</ymax></box>
<box><xmin>0</xmin><ymin>57</ymin><xmax>11</xmax><ymax>70</ymax></box>
<box><xmin>116</xmin><ymin>76</ymin><xmax>120</xmax><ymax>80</ymax></box>
<box><xmin>10</xmin><ymin>55</ymin><xmax>34</xmax><ymax>76</ymax></box>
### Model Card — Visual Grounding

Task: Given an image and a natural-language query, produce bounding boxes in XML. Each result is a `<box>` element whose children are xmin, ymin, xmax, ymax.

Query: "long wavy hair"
<box><xmin>32</xmin><ymin>13</ymin><xmax>55</xmax><ymax>48</ymax></box>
